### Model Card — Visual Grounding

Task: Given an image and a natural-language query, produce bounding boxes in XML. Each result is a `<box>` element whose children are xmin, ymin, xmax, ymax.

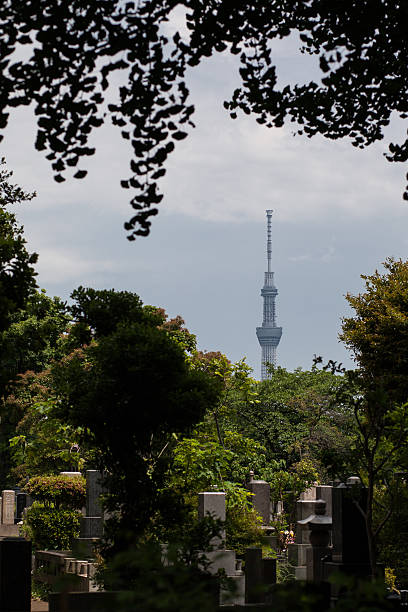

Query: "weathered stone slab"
<box><xmin>246</xmin><ymin>476</ymin><xmax>271</xmax><ymax>525</ymax></box>
<box><xmin>245</xmin><ymin>547</ymin><xmax>263</xmax><ymax>604</ymax></box>
<box><xmin>80</xmin><ymin>516</ymin><xmax>103</xmax><ymax>538</ymax></box>
<box><xmin>1</xmin><ymin>491</ymin><xmax>15</xmax><ymax>525</ymax></box>
<box><xmin>332</xmin><ymin>482</ymin><xmax>369</xmax><ymax>564</ymax></box>
<box><xmin>300</xmin><ymin>486</ymin><xmax>317</xmax><ymax>501</ymax></box>
<box><xmin>288</xmin><ymin>542</ymin><xmax>309</xmax><ymax>567</ymax></box>
<box><xmin>315</xmin><ymin>485</ymin><xmax>333</xmax><ymax>516</ymax></box>
<box><xmin>220</xmin><ymin>574</ymin><xmax>245</xmax><ymax>606</ymax></box>
<box><xmin>198</xmin><ymin>491</ymin><xmax>226</xmax><ymax>521</ymax></box>
<box><xmin>198</xmin><ymin>491</ymin><xmax>226</xmax><ymax>545</ymax></box>
<box><xmin>86</xmin><ymin>470</ymin><xmax>103</xmax><ymax>517</ymax></box>
<box><xmin>205</xmin><ymin>549</ymin><xmax>236</xmax><ymax>576</ymax></box>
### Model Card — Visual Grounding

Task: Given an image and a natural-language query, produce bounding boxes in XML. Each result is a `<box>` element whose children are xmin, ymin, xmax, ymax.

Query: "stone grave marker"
<box><xmin>197</xmin><ymin>491</ymin><xmax>245</xmax><ymax>606</ymax></box>
<box><xmin>72</xmin><ymin>470</ymin><xmax>104</xmax><ymax>557</ymax></box>
<box><xmin>322</xmin><ymin>477</ymin><xmax>373</xmax><ymax>598</ymax></box>
<box><xmin>198</xmin><ymin>491</ymin><xmax>226</xmax><ymax>546</ymax></box>
<box><xmin>86</xmin><ymin>470</ymin><xmax>103</xmax><ymax>517</ymax></box>
<box><xmin>246</xmin><ymin>471</ymin><xmax>271</xmax><ymax>525</ymax></box>
<box><xmin>331</xmin><ymin>478</ymin><xmax>369</xmax><ymax>564</ymax></box>
<box><xmin>245</xmin><ymin>547</ymin><xmax>263</xmax><ymax>604</ymax></box>
<box><xmin>1</xmin><ymin>490</ymin><xmax>15</xmax><ymax>525</ymax></box>
<box><xmin>16</xmin><ymin>493</ymin><xmax>32</xmax><ymax>522</ymax></box>
<box><xmin>298</xmin><ymin>498</ymin><xmax>332</xmax><ymax>584</ymax></box>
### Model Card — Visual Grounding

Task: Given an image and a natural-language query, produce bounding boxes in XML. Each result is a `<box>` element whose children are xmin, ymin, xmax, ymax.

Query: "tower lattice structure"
<box><xmin>256</xmin><ymin>210</ymin><xmax>282</xmax><ymax>380</ymax></box>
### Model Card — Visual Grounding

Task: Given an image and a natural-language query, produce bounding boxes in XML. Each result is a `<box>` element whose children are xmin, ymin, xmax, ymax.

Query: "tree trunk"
<box><xmin>366</xmin><ymin>461</ymin><xmax>378</xmax><ymax>579</ymax></box>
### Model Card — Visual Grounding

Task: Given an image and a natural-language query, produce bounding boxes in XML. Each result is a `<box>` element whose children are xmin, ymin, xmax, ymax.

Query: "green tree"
<box><xmin>8</xmin><ymin>378</ymin><xmax>87</xmax><ymax>483</ymax></box>
<box><xmin>0</xmin><ymin>291</ymin><xmax>71</xmax><ymax>486</ymax></box>
<box><xmin>0</xmin><ymin>158</ymin><xmax>37</xmax><ymax>329</ymax></box>
<box><xmin>0</xmin><ymin>290</ymin><xmax>70</xmax><ymax>391</ymax></box>
<box><xmin>0</xmin><ymin>3</ymin><xmax>406</xmax><ymax>237</ymax></box>
<box><xmin>338</xmin><ymin>258</ymin><xmax>408</xmax><ymax>577</ymax></box>
<box><xmin>49</xmin><ymin>288</ymin><xmax>221</xmax><ymax>555</ymax></box>
<box><xmin>341</xmin><ymin>258</ymin><xmax>408</xmax><ymax>406</ymax></box>
<box><xmin>231</xmin><ymin>366</ymin><xmax>354</xmax><ymax>480</ymax></box>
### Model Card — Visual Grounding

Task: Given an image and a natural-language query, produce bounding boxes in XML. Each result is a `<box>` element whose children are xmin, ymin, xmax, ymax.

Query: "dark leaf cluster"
<box><xmin>0</xmin><ymin>2</ymin><xmax>406</xmax><ymax>237</ymax></box>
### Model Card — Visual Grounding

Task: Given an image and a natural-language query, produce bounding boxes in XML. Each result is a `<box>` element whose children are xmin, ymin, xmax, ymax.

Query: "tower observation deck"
<box><xmin>256</xmin><ymin>210</ymin><xmax>282</xmax><ymax>380</ymax></box>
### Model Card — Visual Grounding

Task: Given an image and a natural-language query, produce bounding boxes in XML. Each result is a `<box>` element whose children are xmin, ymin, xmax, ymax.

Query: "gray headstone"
<box><xmin>296</xmin><ymin>500</ymin><xmax>317</xmax><ymax>543</ymax></box>
<box><xmin>315</xmin><ymin>485</ymin><xmax>333</xmax><ymax>517</ymax></box>
<box><xmin>246</xmin><ymin>476</ymin><xmax>270</xmax><ymax>525</ymax></box>
<box><xmin>332</xmin><ymin>481</ymin><xmax>369</xmax><ymax>564</ymax></box>
<box><xmin>198</xmin><ymin>491</ymin><xmax>226</xmax><ymax>522</ymax></box>
<box><xmin>245</xmin><ymin>547</ymin><xmax>263</xmax><ymax>604</ymax></box>
<box><xmin>300</xmin><ymin>486</ymin><xmax>317</xmax><ymax>500</ymax></box>
<box><xmin>198</xmin><ymin>491</ymin><xmax>226</xmax><ymax>546</ymax></box>
<box><xmin>80</xmin><ymin>516</ymin><xmax>103</xmax><ymax>538</ymax></box>
<box><xmin>1</xmin><ymin>491</ymin><xmax>15</xmax><ymax>525</ymax></box>
<box><xmin>262</xmin><ymin>557</ymin><xmax>276</xmax><ymax>603</ymax></box>
<box><xmin>86</xmin><ymin>470</ymin><xmax>103</xmax><ymax>517</ymax></box>
<box><xmin>16</xmin><ymin>493</ymin><xmax>31</xmax><ymax>521</ymax></box>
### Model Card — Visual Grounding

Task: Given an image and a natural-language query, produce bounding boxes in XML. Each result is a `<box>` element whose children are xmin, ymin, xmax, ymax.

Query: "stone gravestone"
<box><xmin>315</xmin><ymin>485</ymin><xmax>333</xmax><ymax>517</ymax></box>
<box><xmin>198</xmin><ymin>491</ymin><xmax>226</xmax><ymax>546</ymax></box>
<box><xmin>288</xmin><ymin>496</ymin><xmax>318</xmax><ymax>580</ymax></box>
<box><xmin>80</xmin><ymin>471</ymin><xmax>104</xmax><ymax>539</ymax></box>
<box><xmin>298</xmin><ymin>499</ymin><xmax>332</xmax><ymax>584</ymax></box>
<box><xmin>72</xmin><ymin>471</ymin><xmax>104</xmax><ymax>558</ymax></box>
<box><xmin>86</xmin><ymin>470</ymin><xmax>104</xmax><ymax>518</ymax></box>
<box><xmin>244</xmin><ymin>548</ymin><xmax>277</xmax><ymax>605</ymax></box>
<box><xmin>197</xmin><ymin>491</ymin><xmax>245</xmax><ymax>606</ymax></box>
<box><xmin>323</xmin><ymin>477</ymin><xmax>372</xmax><ymax>593</ymax></box>
<box><xmin>245</xmin><ymin>547</ymin><xmax>263</xmax><ymax>604</ymax></box>
<box><xmin>16</xmin><ymin>493</ymin><xmax>32</xmax><ymax>522</ymax></box>
<box><xmin>331</xmin><ymin>479</ymin><xmax>369</xmax><ymax>564</ymax></box>
<box><xmin>300</xmin><ymin>485</ymin><xmax>317</xmax><ymax>501</ymax></box>
<box><xmin>246</xmin><ymin>471</ymin><xmax>271</xmax><ymax>525</ymax></box>
<box><xmin>1</xmin><ymin>490</ymin><xmax>15</xmax><ymax>525</ymax></box>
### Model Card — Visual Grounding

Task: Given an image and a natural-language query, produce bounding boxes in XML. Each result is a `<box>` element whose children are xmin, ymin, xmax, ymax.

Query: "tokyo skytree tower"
<box><xmin>256</xmin><ymin>210</ymin><xmax>282</xmax><ymax>380</ymax></box>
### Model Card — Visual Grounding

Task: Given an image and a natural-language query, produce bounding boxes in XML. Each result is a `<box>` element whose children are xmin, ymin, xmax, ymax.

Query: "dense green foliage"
<box><xmin>0</xmin><ymin>158</ymin><xmax>37</xmax><ymax>324</ymax></box>
<box><xmin>0</xmin><ymin>291</ymin><xmax>69</xmax><ymax>385</ymax></box>
<box><xmin>25</xmin><ymin>475</ymin><xmax>86</xmax><ymax>509</ymax></box>
<box><xmin>2</xmin><ymin>257</ymin><xmax>406</xmax><ymax>594</ymax></box>
<box><xmin>103</xmin><ymin>526</ymin><xmax>224</xmax><ymax>612</ymax></box>
<box><xmin>47</xmin><ymin>288</ymin><xmax>221</xmax><ymax>555</ymax></box>
<box><xmin>0</xmin><ymin>292</ymin><xmax>73</xmax><ymax>485</ymax></box>
<box><xmin>233</xmin><ymin>366</ymin><xmax>355</xmax><ymax>480</ymax></box>
<box><xmin>22</xmin><ymin>475</ymin><xmax>85</xmax><ymax>551</ymax></box>
<box><xmin>339</xmin><ymin>258</ymin><xmax>408</xmax><ymax>580</ymax></box>
<box><xmin>23</xmin><ymin>505</ymin><xmax>81</xmax><ymax>551</ymax></box>
<box><xmin>341</xmin><ymin>257</ymin><xmax>408</xmax><ymax>406</ymax></box>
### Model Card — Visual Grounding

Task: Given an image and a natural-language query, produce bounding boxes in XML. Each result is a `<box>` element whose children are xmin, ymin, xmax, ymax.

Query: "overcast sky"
<box><xmin>3</xmin><ymin>30</ymin><xmax>408</xmax><ymax>379</ymax></box>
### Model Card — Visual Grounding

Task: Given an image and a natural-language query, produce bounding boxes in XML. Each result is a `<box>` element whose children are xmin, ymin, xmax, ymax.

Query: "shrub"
<box><xmin>25</xmin><ymin>475</ymin><xmax>86</xmax><ymax>509</ymax></box>
<box><xmin>23</xmin><ymin>504</ymin><xmax>81</xmax><ymax>550</ymax></box>
<box><xmin>225</xmin><ymin>506</ymin><xmax>264</xmax><ymax>557</ymax></box>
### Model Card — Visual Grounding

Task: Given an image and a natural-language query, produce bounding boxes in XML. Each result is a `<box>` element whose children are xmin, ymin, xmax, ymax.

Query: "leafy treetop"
<box><xmin>0</xmin><ymin>158</ymin><xmax>37</xmax><ymax>331</ymax></box>
<box><xmin>340</xmin><ymin>257</ymin><xmax>408</xmax><ymax>406</ymax></box>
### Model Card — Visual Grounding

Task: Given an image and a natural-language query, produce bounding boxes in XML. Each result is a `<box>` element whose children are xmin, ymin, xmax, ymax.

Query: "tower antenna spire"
<box><xmin>266</xmin><ymin>209</ymin><xmax>273</xmax><ymax>273</ymax></box>
<box><xmin>256</xmin><ymin>210</ymin><xmax>282</xmax><ymax>380</ymax></box>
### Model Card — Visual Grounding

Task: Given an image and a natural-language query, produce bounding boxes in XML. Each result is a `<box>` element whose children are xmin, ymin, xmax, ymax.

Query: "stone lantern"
<box><xmin>298</xmin><ymin>499</ymin><xmax>332</xmax><ymax>583</ymax></box>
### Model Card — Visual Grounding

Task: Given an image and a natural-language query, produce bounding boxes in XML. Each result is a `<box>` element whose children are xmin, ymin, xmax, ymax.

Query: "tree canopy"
<box><xmin>0</xmin><ymin>1</ymin><xmax>406</xmax><ymax>238</ymax></box>
<box><xmin>0</xmin><ymin>158</ymin><xmax>37</xmax><ymax>329</ymax></box>
<box><xmin>49</xmin><ymin>288</ymin><xmax>221</xmax><ymax>550</ymax></box>
<box><xmin>340</xmin><ymin>257</ymin><xmax>408</xmax><ymax>406</ymax></box>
